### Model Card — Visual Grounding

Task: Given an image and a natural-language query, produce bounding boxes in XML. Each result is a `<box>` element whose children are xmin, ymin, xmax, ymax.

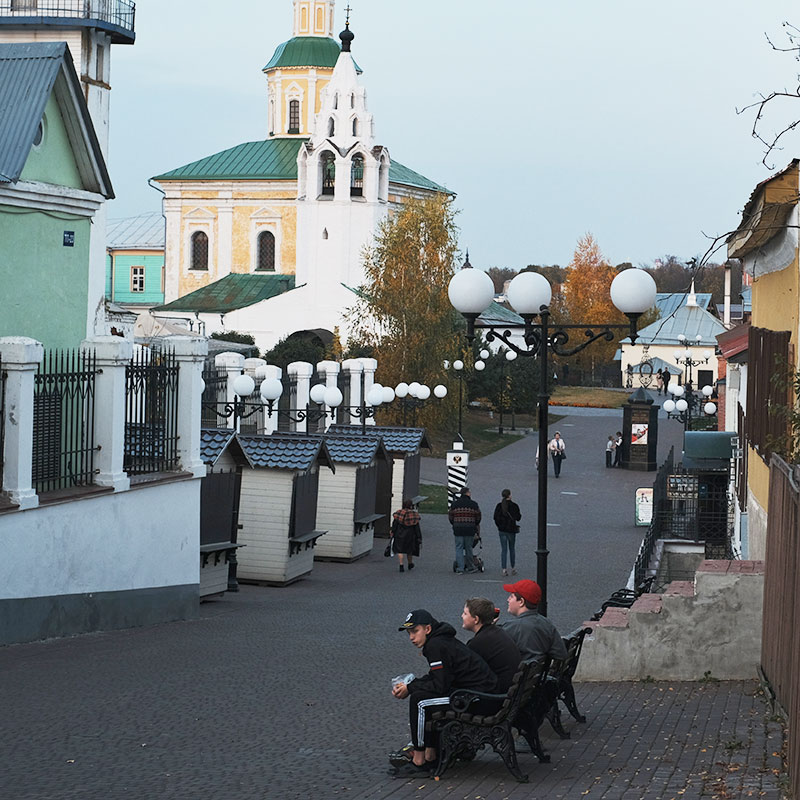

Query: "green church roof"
<box><xmin>263</xmin><ymin>36</ymin><xmax>361</xmax><ymax>72</ymax></box>
<box><xmin>153</xmin><ymin>138</ymin><xmax>450</xmax><ymax>194</ymax></box>
<box><xmin>154</xmin><ymin>273</ymin><xmax>296</xmax><ymax>314</ymax></box>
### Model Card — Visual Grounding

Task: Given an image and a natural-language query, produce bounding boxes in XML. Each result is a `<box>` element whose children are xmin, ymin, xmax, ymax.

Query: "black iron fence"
<box><xmin>633</xmin><ymin>446</ymin><xmax>674</xmax><ymax>587</ymax></box>
<box><xmin>0</xmin><ymin>1</ymin><xmax>136</xmax><ymax>31</ymax></box>
<box><xmin>201</xmin><ymin>366</ymin><xmax>228</xmax><ymax>429</ymax></box>
<box><xmin>124</xmin><ymin>348</ymin><xmax>179</xmax><ymax>475</ymax></box>
<box><xmin>32</xmin><ymin>349</ymin><xmax>98</xmax><ymax>494</ymax></box>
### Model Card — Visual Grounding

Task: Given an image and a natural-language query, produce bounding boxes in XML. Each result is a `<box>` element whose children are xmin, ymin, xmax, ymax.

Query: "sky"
<box><xmin>107</xmin><ymin>0</ymin><xmax>800</xmax><ymax>271</ymax></box>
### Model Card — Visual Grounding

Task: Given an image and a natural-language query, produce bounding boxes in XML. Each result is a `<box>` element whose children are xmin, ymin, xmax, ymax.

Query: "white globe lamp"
<box><xmin>675</xmin><ymin>398</ymin><xmax>688</xmax><ymax>413</ymax></box>
<box><xmin>610</xmin><ymin>269</ymin><xmax>657</xmax><ymax>314</ymax></box>
<box><xmin>434</xmin><ymin>384</ymin><xmax>447</xmax><ymax>398</ymax></box>
<box><xmin>309</xmin><ymin>383</ymin><xmax>326</xmax><ymax>404</ymax></box>
<box><xmin>395</xmin><ymin>382</ymin><xmax>409</xmax><ymax>398</ymax></box>
<box><xmin>448</xmin><ymin>268</ymin><xmax>495</xmax><ymax>314</ymax></box>
<box><xmin>233</xmin><ymin>374</ymin><xmax>255</xmax><ymax>398</ymax></box>
<box><xmin>506</xmin><ymin>271</ymin><xmax>552</xmax><ymax>314</ymax></box>
<box><xmin>323</xmin><ymin>386</ymin><xmax>343</xmax><ymax>408</ymax></box>
<box><xmin>417</xmin><ymin>385</ymin><xmax>431</xmax><ymax>400</ymax></box>
<box><xmin>663</xmin><ymin>399</ymin><xmax>676</xmax><ymax>413</ymax></box>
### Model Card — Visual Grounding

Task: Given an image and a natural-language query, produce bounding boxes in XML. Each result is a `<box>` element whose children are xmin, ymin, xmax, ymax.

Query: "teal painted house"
<box><xmin>106</xmin><ymin>211</ymin><xmax>165</xmax><ymax>308</ymax></box>
<box><xmin>0</xmin><ymin>42</ymin><xmax>113</xmax><ymax>350</ymax></box>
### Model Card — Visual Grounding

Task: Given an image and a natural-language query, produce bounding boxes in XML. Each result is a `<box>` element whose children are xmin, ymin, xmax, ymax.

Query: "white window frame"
<box><xmin>130</xmin><ymin>265</ymin><xmax>145</xmax><ymax>293</ymax></box>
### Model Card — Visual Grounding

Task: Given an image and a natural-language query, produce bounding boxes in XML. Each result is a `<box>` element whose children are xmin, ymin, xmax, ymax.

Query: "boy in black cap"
<box><xmin>390</xmin><ymin>608</ymin><xmax>498</xmax><ymax>777</ymax></box>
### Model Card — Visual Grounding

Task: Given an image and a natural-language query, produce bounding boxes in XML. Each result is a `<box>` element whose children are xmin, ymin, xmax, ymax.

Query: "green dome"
<box><xmin>263</xmin><ymin>36</ymin><xmax>361</xmax><ymax>72</ymax></box>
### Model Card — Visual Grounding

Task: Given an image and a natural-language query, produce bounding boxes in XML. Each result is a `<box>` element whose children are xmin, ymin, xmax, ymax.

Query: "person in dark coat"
<box><xmin>493</xmin><ymin>488</ymin><xmax>522</xmax><ymax>577</ymax></box>
<box><xmin>448</xmin><ymin>487</ymin><xmax>481</xmax><ymax>573</ymax></box>
<box><xmin>462</xmin><ymin>597</ymin><xmax>522</xmax><ymax>693</ymax></box>
<box><xmin>390</xmin><ymin>609</ymin><xmax>497</xmax><ymax>777</ymax></box>
<box><xmin>391</xmin><ymin>498</ymin><xmax>422</xmax><ymax>573</ymax></box>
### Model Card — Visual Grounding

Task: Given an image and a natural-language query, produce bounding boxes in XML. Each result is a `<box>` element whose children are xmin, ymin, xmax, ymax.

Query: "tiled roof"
<box><xmin>153</xmin><ymin>273</ymin><xmax>296</xmax><ymax>314</ymax></box>
<box><xmin>153</xmin><ymin>137</ymin><xmax>448</xmax><ymax>193</ymax></box>
<box><xmin>200</xmin><ymin>428</ymin><xmax>236</xmax><ymax>465</ymax></box>
<box><xmin>263</xmin><ymin>36</ymin><xmax>362</xmax><ymax>73</ymax></box>
<box><xmin>328</xmin><ymin>424</ymin><xmax>431</xmax><ymax>454</ymax></box>
<box><xmin>107</xmin><ymin>211</ymin><xmax>165</xmax><ymax>249</ymax></box>
<box><xmin>623</xmin><ymin>303</ymin><xmax>726</xmax><ymax>347</ymax></box>
<box><xmin>235</xmin><ymin>434</ymin><xmax>334</xmax><ymax>472</ymax></box>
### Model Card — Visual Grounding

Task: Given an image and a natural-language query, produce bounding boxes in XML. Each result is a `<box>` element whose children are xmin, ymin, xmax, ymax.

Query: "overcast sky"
<box><xmin>107</xmin><ymin>0</ymin><xmax>800</xmax><ymax>270</ymax></box>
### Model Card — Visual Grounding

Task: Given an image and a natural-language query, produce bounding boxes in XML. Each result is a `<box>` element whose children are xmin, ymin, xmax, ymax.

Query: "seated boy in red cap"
<box><xmin>500</xmin><ymin>579</ymin><xmax>568</xmax><ymax>662</ymax></box>
<box><xmin>390</xmin><ymin>608</ymin><xmax>498</xmax><ymax>777</ymax></box>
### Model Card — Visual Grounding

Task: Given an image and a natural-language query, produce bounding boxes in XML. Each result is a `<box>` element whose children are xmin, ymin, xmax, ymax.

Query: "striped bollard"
<box><xmin>446</xmin><ymin>444</ymin><xmax>470</xmax><ymax>508</ymax></box>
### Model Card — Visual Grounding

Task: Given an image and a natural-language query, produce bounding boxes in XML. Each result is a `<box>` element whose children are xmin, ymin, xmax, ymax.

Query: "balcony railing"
<box><xmin>0</xmin><ymin>1</ymin><xmax>135</xmax><ymax>34</ymax></box>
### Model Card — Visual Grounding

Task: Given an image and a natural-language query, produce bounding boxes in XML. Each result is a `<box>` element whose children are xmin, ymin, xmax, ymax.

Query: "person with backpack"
<box><xmin>493</xmin><ymin>488</ymin><xmax>522</xmax><ymax>577</ymax></box>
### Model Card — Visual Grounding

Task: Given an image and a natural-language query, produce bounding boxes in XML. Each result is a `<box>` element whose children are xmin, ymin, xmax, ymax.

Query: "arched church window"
<box><xmin>190</xmin><ymin>231</ymin><xmax>208</xmax><ymax>271</ymax></box>
<box><xmin>350</xmin><ymin>93</ymin><xmax>355</xmax><ymax>108</ymax></box>
<box><xmin>352</xmin><ymin>118</ymin><xmax>358</xmax><ymax>136</ymax></box>
<box><xmin>333</xmin><ymin>93</ymin><xmax>339</xmax><ymax>110</ymax></box>
<box><xmin>350</xmin><ymin>155</ymin><xmax>364</xmax><ymax>197</ymax></box>
<box><xmin>321</xmin><ymin>151</ymin><xmax>336</xmax><ymax>195</ymax></box>
<box><xmin>288</xmin><ymin>100</ymin><xmax>300</xmax><ymax>134</ymax></box>
<box><xmin>256</xmin><ymin>231</ymin><xmax>276</xmax><ymax>271</ymax></box>
<box><xmin>322</xmin><ymin>228</ymin><xmax>328</xmax><ymax>240</ymax></box>
<box><xmin>328</xmin><ymin>117</ymin><xmax>335</xmax><ymax>137</ymax></box>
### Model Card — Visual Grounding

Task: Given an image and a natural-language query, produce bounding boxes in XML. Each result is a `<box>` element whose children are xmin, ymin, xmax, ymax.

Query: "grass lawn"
<box><xmin>550</xmin><ymin>385</ymin><xmax>629</xmax><ymax>408</ymax></box>
<box><xmin>418</xmin><ymin>483</ymin><xmax>449</xmax><ymax>515</ymax></box>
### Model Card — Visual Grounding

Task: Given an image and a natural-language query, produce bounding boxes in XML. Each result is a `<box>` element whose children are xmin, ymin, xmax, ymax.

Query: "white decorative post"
<box><xmin>262</xmin><ymin>364</ymin><xmax>282</xmax><ymax>434</ymax></box>
<box><xmin>169</xmin><ymin>336</ymin><xmax>208</xmax><ymax>478</ymax></box>
<box><xmin>359</xmin><ymin>357</ymin><xmax>378</xmax><ymax>427</ymax></box>
<box><xmin>342</xmin><ymin>358</ymin><xmax>364</xmax><ymax>425</ymax></box>
<box><xmin>83</xmin><ymin>335</ymin><xmax>133</xmax><ymax>491</ymax></box>
<box><xmin>316</xmin><ymin>360</ymin><xmax>341</xmax><ymax>431</ymax></box>
<box><xmin>244</xmin><ymin>357</ymin><xmax>267</xmax><ymax>377</ymax></box>
<box><xmin>215</xmin><ymin>351</ymin><xmax>246</xmax><ymax>430</ymax></box>
<box><xmin>0</xmin><ymin>337</ymin><xmax>44</xmax><ymax>509</ymax></box>
<box><xmin>288</xmin><ymin>361</ymin><xmax>314</xmax><ymax>432</ymax></box>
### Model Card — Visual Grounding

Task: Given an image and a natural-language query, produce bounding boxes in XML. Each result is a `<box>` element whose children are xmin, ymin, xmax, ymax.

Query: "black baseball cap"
<box><xmin>398</xmin><ymin>609</ymin><xmax>437</xmax><ymax>631</ymax></box>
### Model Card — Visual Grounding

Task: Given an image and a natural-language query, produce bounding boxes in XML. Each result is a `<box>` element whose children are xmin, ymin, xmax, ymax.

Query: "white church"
<box><xmin>153</xmin><ymin>0</ymin><xmax>450</xmax><ymax>353</ymax></box>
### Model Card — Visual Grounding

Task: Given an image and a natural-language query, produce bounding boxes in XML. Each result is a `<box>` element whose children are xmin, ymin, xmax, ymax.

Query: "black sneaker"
<box><xmin>408</xmin><ymin>562</ymin><xmax>415</xmax><ymax>571</ymax></box>
<box><xmin>388</xmin><ymin>749</ymin><xmax>413</xmax><ymax>768</ymax></box>
<box><xmin>390</xmin><ymin>761</ymin><xmax>432</xmax><ymax>779</ymax></box>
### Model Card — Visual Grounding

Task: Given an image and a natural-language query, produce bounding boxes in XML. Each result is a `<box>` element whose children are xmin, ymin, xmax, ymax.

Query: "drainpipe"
<box><xmin>723</xmin><ymin>262</ymin><xmax>732</xmax><ymax>326</ymax></box>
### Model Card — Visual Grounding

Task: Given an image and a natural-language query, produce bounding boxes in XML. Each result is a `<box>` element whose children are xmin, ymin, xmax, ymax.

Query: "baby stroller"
<box><xmin>452</xmin><ymin>532</ymin><xmax>485</xmax><ymax>573</ymax></box>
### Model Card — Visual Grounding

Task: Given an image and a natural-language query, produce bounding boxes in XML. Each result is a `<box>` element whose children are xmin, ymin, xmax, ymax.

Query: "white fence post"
<box><xmin>0</xmin><ymin>337</ymin><xmax>43</xmax><ymax>509</ymax></box>
<box><xmin>170</xmin><ymin>336</ymin><xmax>208</xmax><ymax>477</ymax></box>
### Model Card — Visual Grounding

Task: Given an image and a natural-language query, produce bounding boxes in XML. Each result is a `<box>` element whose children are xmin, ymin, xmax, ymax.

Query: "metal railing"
<box><xmin>124</xmin><ymin>348</ymin><xmax>179</xmax><ymax>475</ymax></box>
<box><xmin>32</xmin><ymin>349</ymin><xmax>98</xmax><ymax>493</ymax></box>
<box><xmin>0</xmin><ymin>1</ymin><xmax>135</xmax><ymax>31</ymax></box>
<box><xmin>633</xmin><ymin>446</ymin><xmax>674</xmax><ymax>587</ymax></box>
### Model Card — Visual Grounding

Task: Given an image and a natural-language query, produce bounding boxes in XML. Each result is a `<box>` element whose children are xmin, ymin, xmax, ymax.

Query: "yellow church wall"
<box><xmin>228</xmin><ymin>204</ymin><xmax>298</xmax><ymax>274</ymax></box>
<box><xmin>176</xmin><ymin>209</ymin><xmax>220</xmax><ymax>297</ymax></box>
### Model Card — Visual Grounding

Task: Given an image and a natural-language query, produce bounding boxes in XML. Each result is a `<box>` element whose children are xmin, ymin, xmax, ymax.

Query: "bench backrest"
<box><xmin>500</xmin><ymin>657</ymin><xmax>550</xmax><ymax>724</ymax></box>
<box><xmin>561</xmin><ymin>626</ymin><xmax>592</xmax><ymax>681</ymax></box>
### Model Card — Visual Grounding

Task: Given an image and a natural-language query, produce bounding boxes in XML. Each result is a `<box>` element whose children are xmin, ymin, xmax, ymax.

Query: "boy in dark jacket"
<box><xmin>462</xmin><ymin>597</ymin><xmax>522</xmax><ymax>693</ymax></box>
<box><xmin>390</xmin><ymin>609</ymin><xmax>497</xmax><ymax>777</ymax></box>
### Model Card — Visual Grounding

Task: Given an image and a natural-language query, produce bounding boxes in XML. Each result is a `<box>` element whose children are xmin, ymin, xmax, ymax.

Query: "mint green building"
<box><xmin>106</xmin><ymin>211</ymin><xmax>165</xmax><ymax>308</ymax></box>
<box><xmin>0</xmin><ymin>42</ymin><xmax>113</xmax><ymax>350</ymax></box>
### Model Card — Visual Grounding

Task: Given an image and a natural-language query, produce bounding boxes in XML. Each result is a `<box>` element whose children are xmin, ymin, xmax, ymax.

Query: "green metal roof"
<box><xmin>478</xmin><ymin>301</ymin><xmax>524</xmax><ymax>326</ymax></box>
<box><xmin>153</xmin><ymin>138</ymin><xmax>303</xmax><ymax>181</ymax></box>
<box><xmin>154</xmin><ymin>138</ymin><xmax>450</xmax><ymax>193</ymax></box>
<box><xmin>153</xmin><ymin>274</ymin><xmax>296</xmax><ymax>314</ymax></box>
<box><xmin>263</xmin><ymin>36</ymin><xmax>361</xmax><ymax>72</ymax></box>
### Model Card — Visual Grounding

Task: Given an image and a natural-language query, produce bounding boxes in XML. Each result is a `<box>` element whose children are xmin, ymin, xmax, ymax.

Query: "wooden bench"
<box><xmin>426</xmin><ymin>657</ymin><xmax>550</xmax><ymax>782</ymax></box>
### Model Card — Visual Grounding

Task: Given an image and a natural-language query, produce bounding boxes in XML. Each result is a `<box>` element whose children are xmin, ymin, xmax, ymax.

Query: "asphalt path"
<box><xmin>422</xmin><ymin>405</ymin><xmax>686</xmax><ymax>633</ymax></box>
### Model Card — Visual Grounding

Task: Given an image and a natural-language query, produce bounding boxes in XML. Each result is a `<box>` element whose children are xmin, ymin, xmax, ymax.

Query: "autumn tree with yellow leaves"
<box><xmin>561</xmin><ymin>233</ymin><xmax>627</xmax><ymax>383</ymax></box>
<box><xmin>347</xmin><ymin>195</ymin><xmax>463</xmax><ymax>424</ymax></box>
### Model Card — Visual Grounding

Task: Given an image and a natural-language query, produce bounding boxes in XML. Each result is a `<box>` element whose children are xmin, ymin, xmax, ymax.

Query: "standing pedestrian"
<box><xmin>613</xmin><ymin>431</ymin><xmax>623</xmax><ymax>467</ymax></box>
<box><xmin>548</xmin><ymin>431</ymin><xmax>566</xmax><ymax>478</ymax></box>
<box><xmin>606</xmin><ymin>435</ymin><xmax>615</xmax><ymax>468</ymax></box>
<box><xmin>448</xmin><ymin>487</ymin><xmax>481</xmax><ymax>574</ymax></box>
<box><xmin>391</xmin><ymin>498</ymin><xmax>422</xmax><ymax>573</ymax></box>
<box><xmin>493</xmin><ymin>489</ymin><xmax>521</xmax><ymax>577</ymax></box>
<box><xmin>661</xmin><ymin>368</ymin><xmax>671</xmax><ymax>396</ymax></box>
<box><xmin>655</xmin><ymin>370</ymin><xmax>664</xmax><ymax>395</ymax></box>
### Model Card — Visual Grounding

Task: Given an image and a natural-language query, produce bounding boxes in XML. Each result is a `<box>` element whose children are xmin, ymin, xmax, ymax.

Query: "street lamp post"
<box><xmin>445</xmin><ymin>354</ymin><xmax>487</xmax><ymax>440</ymax></box>
<box><xmin>449</xmin><ymin>267</ymin><xmax>656</xmax><ymax>617</ymax></box>
<box><xmin>661</xmin><ymin>335</ymin><xmax>717</xmax><ymax>430</ymax></box>
<box><xmin>498</xmin><ymin>348</ymin><xmax>517</xmax><ymax>434</ymax></box>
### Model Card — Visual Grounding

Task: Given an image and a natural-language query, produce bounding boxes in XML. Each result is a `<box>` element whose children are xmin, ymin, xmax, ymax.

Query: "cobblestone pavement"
<box><xmin>0</xmin><ymin>411</ymin><xmax>787</xmax><ymax>799</ymax></box>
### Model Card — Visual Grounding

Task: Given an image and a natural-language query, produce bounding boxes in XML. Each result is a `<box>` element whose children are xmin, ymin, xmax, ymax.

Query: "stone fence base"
<box><xmin>576</xmin><ymin>560</ymin><xmax>764</xmax><ymax>681</ymax></box>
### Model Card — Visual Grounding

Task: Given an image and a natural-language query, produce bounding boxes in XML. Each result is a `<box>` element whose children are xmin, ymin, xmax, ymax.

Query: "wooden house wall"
<box><xmin>314</xmin><ymin>466</ymin><xmax>358</xmax><ymax>559</ymax></box>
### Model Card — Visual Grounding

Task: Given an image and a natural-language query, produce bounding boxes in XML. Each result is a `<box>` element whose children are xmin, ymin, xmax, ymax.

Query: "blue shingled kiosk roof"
<box><xmin>200</xmin><ymin>428</ymin><xmax>236</xmax><ymax>465</ymax></box>
<box><xmin>235</xmin><ymin>434</ymin><xmax>334</xmax><ymax>472</ymax></box>
<box><xmin>328</xmin><ymin>425</ymin><xmax>431</xmax><ymax>454</ymax></box>
<box><xmin>277</xmin><ymin>431</ymin><xmax>389</xmax><ymax>465</ymax></box>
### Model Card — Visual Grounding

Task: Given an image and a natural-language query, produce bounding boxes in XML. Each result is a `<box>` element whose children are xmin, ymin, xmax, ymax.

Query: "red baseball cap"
<box><xmin>503</xmin><ymin>579</ymin><xmax>542</xmax><ymax>606</ymax></box>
